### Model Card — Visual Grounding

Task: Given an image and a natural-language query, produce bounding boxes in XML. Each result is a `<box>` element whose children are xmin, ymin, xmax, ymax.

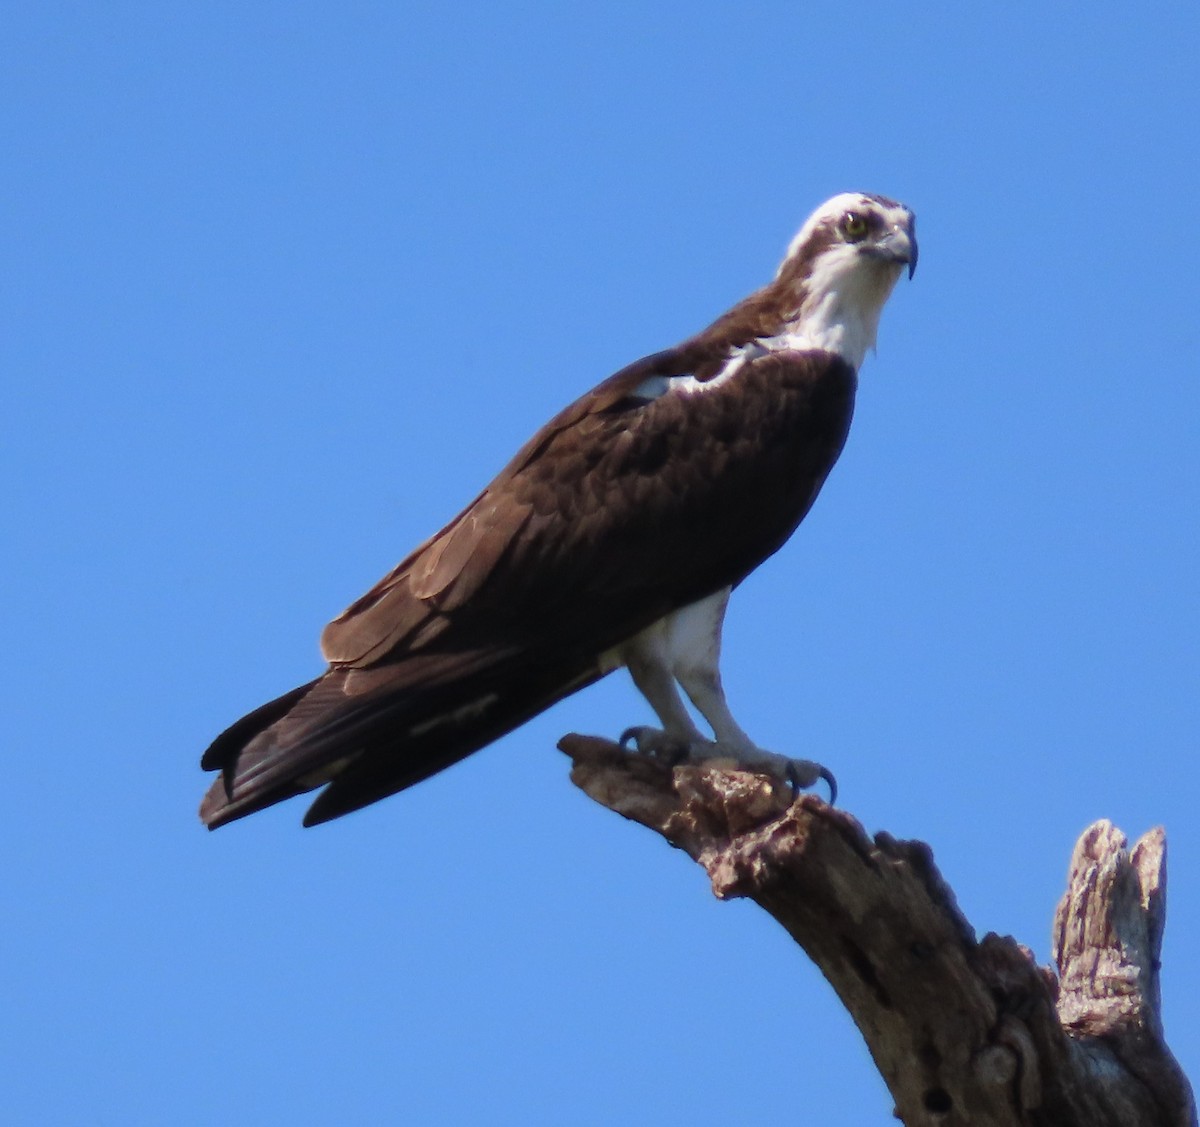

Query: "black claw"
<box><xmin>784</xmin><ymin>761</ymin><xmax>838</xmax><ymax>805</ymax></box>
<box><xmin>619</xmin><ymin>727</ymin><xmax>691</xmax><ymax>766</ymax></box>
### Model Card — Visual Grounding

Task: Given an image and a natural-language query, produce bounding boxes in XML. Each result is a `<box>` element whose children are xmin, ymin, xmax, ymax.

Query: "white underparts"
<box><xmin>612</xmin><ymin>588</ymin><xmax>757</xmax><ymax>753</ymax></box>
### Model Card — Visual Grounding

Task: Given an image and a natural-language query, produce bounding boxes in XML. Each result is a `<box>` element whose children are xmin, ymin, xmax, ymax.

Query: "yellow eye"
<box><xmin>842</xmin><ymin>212</ymin><xmax>869</xmax><ymax>241</ymax></box>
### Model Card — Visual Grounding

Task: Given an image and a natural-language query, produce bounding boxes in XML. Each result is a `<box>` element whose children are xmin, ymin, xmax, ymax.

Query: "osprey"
<box><xmin>201</xmin><ymin>192</ymin><xmax>917</xmax><ymax>829</ymax></box>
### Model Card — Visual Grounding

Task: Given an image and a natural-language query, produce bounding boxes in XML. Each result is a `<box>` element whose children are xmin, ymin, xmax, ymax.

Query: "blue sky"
<box><xmin>3</xmin><ymin>3</ymin><xmax>1197</xmax><ymax>1123</ymax></box>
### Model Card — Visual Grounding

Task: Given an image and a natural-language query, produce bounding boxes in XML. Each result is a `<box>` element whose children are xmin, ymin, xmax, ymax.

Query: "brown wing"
<box><xmin>317</xmin><ymin>348</ymin><xmax>686</xmax><ymax>668</ymax></box>
<box><xmin>322</xmin><ymin>346</ymin><xmax>855</xmax><ymax>669</ymax></box>
<box><xmin>200</xmin><ymin>346</ymin><xmax>856</xmax><ymax>827</ymax></box>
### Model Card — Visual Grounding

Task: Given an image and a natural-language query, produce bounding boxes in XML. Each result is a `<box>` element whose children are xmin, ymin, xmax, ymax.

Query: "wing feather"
<box><xmin>325</xmin><ymin>347</ymin><xmax>856</xmax><ymax>671</ymax></box>
<box><xmin>203</xmin><ymin>344</ymin><xmax>857</xmax><ymax>827</ymax></box>
<box><xmin>318</xmin><ymin>348</ymin><xmax>687</xmax><ymax>666</ymax></box>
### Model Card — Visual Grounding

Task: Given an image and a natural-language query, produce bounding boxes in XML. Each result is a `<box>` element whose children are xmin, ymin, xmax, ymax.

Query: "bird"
<box><xmin>200</xmin><ymin>192</ymin><xmax>917</xmax><ymax>829</ymax></box>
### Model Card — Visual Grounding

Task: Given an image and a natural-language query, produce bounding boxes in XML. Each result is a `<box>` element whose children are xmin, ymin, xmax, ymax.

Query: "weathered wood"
<box><xmin>559</xmin><ymin>734</ymin><xmax>1196</xmax><ymax>1127</ymax></box>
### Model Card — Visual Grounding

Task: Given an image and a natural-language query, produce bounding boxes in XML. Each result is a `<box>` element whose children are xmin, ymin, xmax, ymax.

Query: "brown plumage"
<box><xmin>200</xmin><ymin>192</ymin><xmax>915</xmax><ymax>828</ymax></box>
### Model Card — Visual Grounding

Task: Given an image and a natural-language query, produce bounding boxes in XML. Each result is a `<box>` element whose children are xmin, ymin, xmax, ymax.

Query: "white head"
<box><xmin>773</xmin><ymin>192</ymin><xmax>917</xmax><ymax>370</ymax></box>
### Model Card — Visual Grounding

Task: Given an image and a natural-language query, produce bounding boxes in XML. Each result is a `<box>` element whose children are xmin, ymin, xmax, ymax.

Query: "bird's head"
<box><xmin>769</xmin><ymin>192</ymin><xmax>917</xmax><ymax>370</ymax></box>
<box><xmin>781</xmin><ymin>192</ymin><xmax>917</xmax><ymax>284</ymax></box>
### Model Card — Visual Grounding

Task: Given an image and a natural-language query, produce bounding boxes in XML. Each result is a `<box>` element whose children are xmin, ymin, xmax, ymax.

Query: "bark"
<box><xmin>558</xmin><ymin>734</ymin><xmax>1196</xmax><ymax>1127</ymax></box>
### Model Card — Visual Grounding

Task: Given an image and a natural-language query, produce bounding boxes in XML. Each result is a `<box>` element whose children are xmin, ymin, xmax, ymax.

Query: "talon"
<box><xmin>784</xmin><ymin>759</ymin><xmax>838</xmax><ymax>805</ymax></box>
<box><xmin>618</xmin><ymin>726</ymin><xmax>690</xmax><ymax>765</ymax></box>
<box><xmin>818</xmin><ymin>765</ymin><xmax>838</xmax><ymax>805</ymax></box>
<box><xmin>620</xmin><ymin>725</ymin><xmax>655</xmax><ymax>751</ymax></box>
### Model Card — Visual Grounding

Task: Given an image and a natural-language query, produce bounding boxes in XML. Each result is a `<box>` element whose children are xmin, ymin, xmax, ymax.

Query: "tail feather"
<box><xmin>200</xmin><ymin>680</ymin><xmax>319</xmax><ymax>775</ymax></box>
<box><xmin>199</xmin><ymin>673</ymin><xmax>418</xmax><ymax>829</ymax></box>
<box><xmin>199</xmin><ymin>656</ymin><xmax>605</xmax><ymax>829</ymax></box>
<box><xmin>301</xmin><ymin>666</ymin><xmax>604</xmax><ymax>826</ymax></box>
<box><xmin>199</xmin><ymin>770</ymin><xmax>316</xmax><ymax>829</ymax></box>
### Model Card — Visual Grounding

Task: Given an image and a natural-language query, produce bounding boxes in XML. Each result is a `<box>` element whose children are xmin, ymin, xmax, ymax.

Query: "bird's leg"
<box><xmin>671</xmin><ymin>592</ymin><xmax>838</xmax><ymax>802</ymax></box>
<box><xmin>617</xmin><ymin>596</ymin><xmax>837</xmax><ymax>802</ymax></box>
<box><xmin>674</xmin><ymin>661</ymin><xmax>837</xmax><ymax>802</ymax></box>
<box><xmin>619</xmin><ymin>626</ymin><xmax>706</xmax><ymax>763</ymax></box>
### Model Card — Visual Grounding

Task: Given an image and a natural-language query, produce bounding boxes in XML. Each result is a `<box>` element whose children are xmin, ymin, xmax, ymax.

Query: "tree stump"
<box><xmin>559</xmin><ymin>734</ymin><xmax>1196</xmax><ymax>1127</ymax></box>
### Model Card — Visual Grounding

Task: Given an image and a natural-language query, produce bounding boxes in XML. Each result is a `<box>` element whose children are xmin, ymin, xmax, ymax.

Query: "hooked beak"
<box><xmin>869</xmin><ymin>217</ymin><xmax>918</xmax><ymax>279</ymax></box>
<box><xmin>903</xmin><ymin>215</ymin><xmax>918</xmax><ymax>279</ymax></box>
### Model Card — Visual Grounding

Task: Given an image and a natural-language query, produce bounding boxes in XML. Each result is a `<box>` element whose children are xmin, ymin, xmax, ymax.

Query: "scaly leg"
<box><xmin>618</xmin><ymin>591</ymin><xmax>837</xmax><ymax>801</ymax></box>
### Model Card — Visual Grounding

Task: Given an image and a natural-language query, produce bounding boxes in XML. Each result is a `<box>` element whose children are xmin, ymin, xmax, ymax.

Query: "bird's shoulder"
<box><xmin>318</xmin><ymin>341</ymin><xmax>849</xmax><ymax>668</ymax></box>
<box><xmin>316</xmin><ymin>346</ymin><xmax>695</xmax><ymax>666</ymax></box>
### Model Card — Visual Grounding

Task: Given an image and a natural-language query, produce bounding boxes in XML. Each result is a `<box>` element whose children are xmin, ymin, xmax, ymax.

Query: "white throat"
<box><xmin>772</xmin><ymin>244</ymin><xmax>903</xmax><ymax>371</ymax></box>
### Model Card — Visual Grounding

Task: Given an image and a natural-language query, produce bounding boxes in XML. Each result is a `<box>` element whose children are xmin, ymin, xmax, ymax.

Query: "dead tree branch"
<box><xmin>559</xmin><ymin>734</ymin><xmax>1195</xmax><ymax>1127</ymax></box>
